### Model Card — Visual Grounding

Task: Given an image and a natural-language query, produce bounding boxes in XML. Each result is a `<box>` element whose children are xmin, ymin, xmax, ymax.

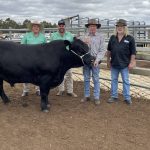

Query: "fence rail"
<box><xmin>72</xmin><ymin>68</ymin><xmax>150</xmax><ymax>100</ymax></box>
<box><xmin>0</xmin><ymin>27</ymin><xmax>150</xmax><ymax>100</ymax></box>
<box><xmin>1</xmin><ymin>25</ymin><xmax>150</xmax><ymax>46</ymax></box>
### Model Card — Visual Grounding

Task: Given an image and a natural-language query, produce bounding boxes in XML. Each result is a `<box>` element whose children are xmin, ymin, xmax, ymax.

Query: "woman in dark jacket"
<box><xmin>107</xmin><ymin>19</ymin><xmax>136</xmax><ymax>105</ymax></box>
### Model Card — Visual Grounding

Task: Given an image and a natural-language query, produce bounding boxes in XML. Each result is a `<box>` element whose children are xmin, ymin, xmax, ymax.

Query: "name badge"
<box><xmin>124</xmin><ymin>40</ymin><xmax>129</xmax><ymax>43</ymax></box>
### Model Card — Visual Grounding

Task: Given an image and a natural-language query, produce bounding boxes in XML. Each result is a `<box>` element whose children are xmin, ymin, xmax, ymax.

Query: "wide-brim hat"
<box><xmin>85</xmin><ymin>19</ymin><xmax>101</xmax><ymax>29</ymax></box>
<box><xmin>28</xmin><ymin>20</ymin><xmax>43</xmax><ymax>31</ymax></box>
<box><xmin>115</xmin><ymin>19</ymin><xmax>127</xmax><ymax>26</ymax></box>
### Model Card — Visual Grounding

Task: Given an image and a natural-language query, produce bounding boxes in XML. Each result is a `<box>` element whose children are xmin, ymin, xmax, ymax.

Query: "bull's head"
<box><xmin>64</xmin><ymin>38</ymin><xmax>94</xmax><ymax>66</ymax></box>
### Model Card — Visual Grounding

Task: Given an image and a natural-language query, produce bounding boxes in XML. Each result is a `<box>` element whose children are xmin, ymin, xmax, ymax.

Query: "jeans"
<box><xmin>111</xmin><ymin>67</ymin><xmax>131</xmax><ymax>100</ymax></box>
<box><xmin>83</xmin><ymin>65</ymin><xmax>100</xmax><ymax>100</ymax></box>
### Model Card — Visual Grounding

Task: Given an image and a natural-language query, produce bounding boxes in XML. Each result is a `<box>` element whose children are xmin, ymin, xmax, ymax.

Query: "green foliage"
<box><xmin>0</xmin><ymin>18</ymin><xmax>57</xmax><ymax>29</ymax></box>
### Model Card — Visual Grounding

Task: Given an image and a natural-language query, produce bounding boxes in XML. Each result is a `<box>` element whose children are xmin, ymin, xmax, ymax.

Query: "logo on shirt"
<box><xmin>124</xmin><ymin>40</ymin><xmax>129</xmax><ymax>43</ymax></box>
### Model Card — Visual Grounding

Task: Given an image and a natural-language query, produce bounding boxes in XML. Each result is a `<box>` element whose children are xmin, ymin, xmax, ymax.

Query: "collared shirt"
<box><xmin>83</xmin><ymin>32</ymin><xmax>106</xmax><ymax>62</ymax></box>
<box><xmin>21</xmin><ymin>32</ymin><xmax>46</xmax><ymax>44</ymax></box>
<box><xmin>50</xmin><ymin>31</ymin><xmax>74</xmax><ymax>42</ymax></box>
<box><xmin>107</xmin><ymin>35</ymin><xmax>136</xmax><ymax>69</ymax></box>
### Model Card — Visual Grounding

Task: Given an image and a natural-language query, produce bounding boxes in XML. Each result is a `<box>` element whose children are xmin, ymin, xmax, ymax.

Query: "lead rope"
<box><xmin>70</xmin><ymin>50</ymin><xmax>90</xmax><ymax>65</ymax></box>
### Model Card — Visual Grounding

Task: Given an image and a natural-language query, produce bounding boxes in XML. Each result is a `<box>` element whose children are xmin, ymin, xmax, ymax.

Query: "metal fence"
<box><xmin>72</xmin><ymin>68</ymin><xmax>150</xmax><ymax>100</ymax></box>
<box><xmin>1</xmin><ymin>25</ymin><xmax>150</xmax><ymax>46</ymax></box>
<box><xmin>0</xmin><ymin>27</ymin><xmax>150</xmax><ymax>100</ymax></box>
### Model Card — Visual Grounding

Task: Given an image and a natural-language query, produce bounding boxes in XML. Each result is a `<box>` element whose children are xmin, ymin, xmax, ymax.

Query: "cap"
<box><xmin>58</xmin><ymin>20</ymin><xmax>65</xmax><ymax>25</ymax></box>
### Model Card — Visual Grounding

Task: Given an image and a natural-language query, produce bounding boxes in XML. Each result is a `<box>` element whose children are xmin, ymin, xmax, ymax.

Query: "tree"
<box><xmin>41</xmin><ymin>21</ymin><xmax>57</xmax><ymax>28</ymax></box>
<box><xmin>22</xmin><ymin>19</ymin><xmax>31</xmax><ymax>28</ymax></box>
<box><xmin>0</xmin><ymin>18</ymin><xmax>57</xmax><ymax>29</ymax></box>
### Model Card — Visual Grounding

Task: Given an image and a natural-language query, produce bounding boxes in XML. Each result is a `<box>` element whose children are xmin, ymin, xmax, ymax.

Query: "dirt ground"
<box><xmin>0</xmin><ymin>81</ymin><xmax>150</xmax><ymax>150</ymax></box>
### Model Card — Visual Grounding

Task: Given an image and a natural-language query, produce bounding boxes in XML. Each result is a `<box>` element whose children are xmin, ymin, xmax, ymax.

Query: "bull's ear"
<box><xmin>64</xmin><ymin>40</ymin><xmax>71</xmax><ymax>46</ymax></box>
<box><xmin>64</xmin><ymin>40</ymin><xmax>71</xmax><ymax>50</ymax></box>
<box><xmin>73</xmin><ymin>37</ymin><xmax>77</xmax><ymax>40</ymax></box>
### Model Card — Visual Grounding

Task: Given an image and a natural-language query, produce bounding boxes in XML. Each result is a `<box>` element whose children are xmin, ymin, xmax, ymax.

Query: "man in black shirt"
<box><xmin>107</xmin><ymin>19</ymin><xmax>136</xmax><ymax>105</ymax></box>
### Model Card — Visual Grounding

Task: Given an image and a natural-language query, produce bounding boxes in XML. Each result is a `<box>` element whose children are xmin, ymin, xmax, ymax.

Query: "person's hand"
<box><xmin>84</xmin><ymin>36</ymin><xmax>91</xmax><ymax>45</ymax></box>
<box><xmin>128</xmin><ymin>61</ymin><xmax>136</xmax><ymax>69</ymax></box>
<box><xmin>93</xmin><ymin>60</ymin><xmax>99</xmax><ymax>67</ymax></box>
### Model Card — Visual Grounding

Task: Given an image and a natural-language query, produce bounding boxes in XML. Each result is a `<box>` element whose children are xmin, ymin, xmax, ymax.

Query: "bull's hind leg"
<box><xmin>40</xmin><ymin>89</ymin><xmax>50</xmax><ymax>112</ymax></box>
<box><xmin>0</xmin><ymin>80</ymin><xmax>10</xmax><ymax>104</ymax></box>
<box><xmin>39</xmin><ymin>84</ymin><xmax>50</xmax><ymax>112</ymax></box>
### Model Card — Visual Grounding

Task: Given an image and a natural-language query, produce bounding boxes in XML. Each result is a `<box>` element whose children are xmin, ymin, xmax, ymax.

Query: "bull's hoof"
<box><xmin>41</xmin><ymin>103</ymin><xmax>49</xmax><ymax>112</ymax></box>
<box><xmin>42</xmin><ymin>109</ymin><xmax>49</xmax><ymax>113</ymax></box>
<box><xmin>47</xmin><ymin>102</ymin><xmax>50</xmax><ymax>108</ymax></box>
<box><xmin>3</xmin><ymin>99</ymin><xmax>11</xmax><ymax>104</ymax></box>
<box><xmin>22</xmin><ymin>103</ymin><xmax>28</xmax><ymax>107</ymax></box>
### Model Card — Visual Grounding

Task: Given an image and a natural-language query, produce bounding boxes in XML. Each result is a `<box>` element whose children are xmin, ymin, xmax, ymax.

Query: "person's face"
<box><xmin>58</xmin><ymin>24</ymin><xmax>65</xmax><ymax>34</ymax></box>
<box><xmin>88</xmin><ymin>25</ymin><xmax>97</xmax><ymax>34</ymax></box>
<box><xmin>32</xmin><ymin>24</ymin><xmax>40</xmax><ymax>34</ymax></box>
<box><xmin>116</xmin><ymin>25</ymin><xmax>125</xmax><ymax>34</ymax></box>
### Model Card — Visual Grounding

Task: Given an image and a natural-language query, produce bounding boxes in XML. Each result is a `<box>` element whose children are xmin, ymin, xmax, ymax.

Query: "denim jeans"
<box><xmin>83</xmin><ymin>65</ymin><xmax>100</xmax><ymax>100</ymax></box>
<box><xmin>111</xmin><ymin>67</ymin><xmax>131</xmax><ymax>100</ymax></box>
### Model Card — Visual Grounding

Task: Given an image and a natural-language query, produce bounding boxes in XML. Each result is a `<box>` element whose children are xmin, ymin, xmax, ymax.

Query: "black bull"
<box><xmin>0</xmin><ymin>38</ymin><xmax>94</xmax><ymax>112</ymax></box>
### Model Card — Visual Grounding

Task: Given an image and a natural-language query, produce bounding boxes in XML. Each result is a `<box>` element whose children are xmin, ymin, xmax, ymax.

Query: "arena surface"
<box><xmin>0</xmin><ymin>81</ymin><xmax>150</xmax><ymax>150</ymax></box>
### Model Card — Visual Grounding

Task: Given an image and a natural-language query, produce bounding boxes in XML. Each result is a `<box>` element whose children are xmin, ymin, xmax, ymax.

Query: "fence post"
<box><xmin>148</xmin><ymin>29</ymin><xmax>150</xmax><ymax>47</ymax></box>
<box><xmin>9</xmin><ymin>27</ymin><xmax>12</xmax><ymax>40</ymax></box>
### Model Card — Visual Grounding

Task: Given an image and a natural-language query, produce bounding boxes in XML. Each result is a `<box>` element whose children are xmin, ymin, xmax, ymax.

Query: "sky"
<box><xmin>0</xmin><ymin>0</ymin><xmax>150</xmax><ymax>25</ymax></box>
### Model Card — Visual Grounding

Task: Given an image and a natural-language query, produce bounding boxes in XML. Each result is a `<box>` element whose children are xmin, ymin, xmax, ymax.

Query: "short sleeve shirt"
<box><xmin>50</xmin><ymin>31</ymin><xmax>74</xmax><ymax>42</ymax></box>
<box><xmin>107</xmin><ymin>35</ymin><xmax>136</xmax><ymax>69</ymax></box>
<box><xmin>21</xmin><ymin>32</ymin><xmax>46</xmax><ymax>44</ymax></box>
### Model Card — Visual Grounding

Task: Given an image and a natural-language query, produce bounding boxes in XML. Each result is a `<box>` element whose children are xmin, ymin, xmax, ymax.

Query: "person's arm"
<box><xmin>95</xmin><ymin>35</ymin><xmax>106</xmax><ymax>62</ymax></box>
<box><xmin>128</xmin><ymin>37</ymin><xmax>136</xmax><ymax>69</ymax></box>
<box><xmin>94</xmin><ymin>35</ymin><xmax>106</xmax><ymax>67</ymax></box>
<box><xmin>49</xmin><ymin>33</ymin><xmax>55</xmax><ymax>42</ymax></box>
<box><xmin>21</xmin><ymin>33</ymin><xmax>27</xmax><ymax>44</ymax></box>
<box><xmin>106</xmin><ymin>36</ymin><xmax>113</xmax><ymax>68</ymax></box>
<box><xmin>43</xmin><ymin>35</ymin><xmax>47</xmax><ymax>43</ymax></box>
<box><xmin>107</xmin><ymin>50</ymin><xmax>111</xmax><ymax>68</ymax></box>
<box><xmin>128</xmin><ymin>55</ymin><xmax>136</xmax><ymax>69</ymax></box>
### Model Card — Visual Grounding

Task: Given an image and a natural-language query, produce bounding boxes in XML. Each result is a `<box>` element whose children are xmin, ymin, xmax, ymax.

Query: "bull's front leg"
<box><xmin>40</xmin><ymin>91</ymin><xmax>49</xmax><ymax>112</ymax></box>
<box><xmin>0</xmin><ymin>79</ymin><xmax>10</xmax><ymax>104</ymax></box>
<box><xmin>39</xmin><ymin>76</ymin><xmax>51</xmax><ymax>112</ymax></box>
